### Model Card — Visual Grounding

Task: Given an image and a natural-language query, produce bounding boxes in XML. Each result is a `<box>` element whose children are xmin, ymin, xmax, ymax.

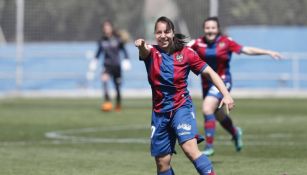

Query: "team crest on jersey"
<box><xmin>219</xmin><ymin>42</ymin><xmax>225</xmax><ymax>48</ymax></box>
<box><xmin>176</xmin><ymin>54</ymin><xmax>183</xmax><ymax>62</ymax></box>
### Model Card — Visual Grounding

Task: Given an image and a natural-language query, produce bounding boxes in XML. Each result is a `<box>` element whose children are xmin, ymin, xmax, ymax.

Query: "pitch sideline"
<box><xmin>43</xmin><ymin>125</ymin><xmax>305</xmax><ymax>146</ymax></box>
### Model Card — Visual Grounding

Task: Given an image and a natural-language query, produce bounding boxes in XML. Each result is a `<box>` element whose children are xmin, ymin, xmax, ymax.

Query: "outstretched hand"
<box><xmin>134</xmin><ymin>39</ymin><xmax>146</xmax><ymax>48</ymax></box>
<box><xmin>218</xmin><ymin>95</ymin><xmax>235</xmax><ymax>115</ymax></box>
<box><xmin>269</xmin><ymin>51</ymin><xmax>283</xmax><ymax>60</ymax></box>
<box><xmin>135</xmin><ymin>39</ymin><xmax>150</xmax><ymax>59</ymax></box>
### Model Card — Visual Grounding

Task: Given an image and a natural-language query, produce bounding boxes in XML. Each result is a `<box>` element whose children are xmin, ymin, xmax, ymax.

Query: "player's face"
<box><xmin>103</xmin><ymin>22</ymin><xmax>113</xmax><ymax>37</ymax></box>
<box><xmin>155</xmin><ymin>22</ymin><xmax>174</xmax><ymax>50</ymax></box>
<box><xmin>204</xmin><ymin>20</ymin><xmax>219</xmax><ymax>42</ymax></box>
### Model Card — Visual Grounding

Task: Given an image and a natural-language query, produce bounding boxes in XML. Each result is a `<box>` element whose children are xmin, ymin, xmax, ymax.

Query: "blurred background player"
<box><xmin>188</xmin><ymin>16</ymin><xmax>283</xmax><ymax>156</ymax></box>
<box><xmin>87</xmin><ymin>19</ymin><xmax>131</xmax><ymax>112</ymax></box>
<box><xmin>135</xmin><ymin>16</ymin><xmax>235</xmax><ymax>175</ymax></box>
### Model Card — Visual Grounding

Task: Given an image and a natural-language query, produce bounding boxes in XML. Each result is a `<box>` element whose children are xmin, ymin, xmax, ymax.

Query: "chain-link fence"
<box><xmin>0</xmin><ymin>0</ymin><xmax>307</xmax><ymax>96</ymax></box>
<box><xmin>1</xmin><ymin>0</ymin><xmax>306</xmax><ymax>42</ymax></box>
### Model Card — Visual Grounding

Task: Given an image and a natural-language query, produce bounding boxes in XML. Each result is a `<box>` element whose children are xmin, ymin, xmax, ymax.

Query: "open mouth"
<box><xmin>159</xmin><ymin>40</ymin><xmax>169</xmax><ymax>45</ymax></box>
<box><xmin>206</xmin><ymin>33</ymin><xmax>216</xmax><ymax>40</ymax></box>
<box><xmin>207</xmin><ymin>33</ymin><xmax>215</xmax><ymax>37</ymax></box>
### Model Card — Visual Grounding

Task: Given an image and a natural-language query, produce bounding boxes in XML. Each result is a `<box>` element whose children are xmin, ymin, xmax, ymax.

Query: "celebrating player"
<box><xmin>87</xmin><ymin>19</ymin><xmax>131</xmax><ymax>112</ymax></box>
<box><xmin>188</xmin><ymin>16</ymin><xmax>282</xmax><ymax>156</ymax></box>
<box><xmin>135</xmin><ymin>16</ymin><xmax>235</xmax><ymax>175</ymax></box>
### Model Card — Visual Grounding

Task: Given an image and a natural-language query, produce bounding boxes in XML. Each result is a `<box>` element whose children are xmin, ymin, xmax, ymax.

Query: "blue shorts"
<box><xmin>202</xmin><ymin>76</ymin><xmax>232</xmax><ymax>100</ymax></box>
<box><xmin>150</xmin><ymin>102</ymin><xmax>204</xmax><ymax>157</ymax></box>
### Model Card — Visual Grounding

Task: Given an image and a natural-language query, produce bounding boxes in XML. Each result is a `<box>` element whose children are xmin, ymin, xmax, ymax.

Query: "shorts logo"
<box><xmin>178</xmin><ymin>132</ymin><xmax>191</xmax><ymax>136</ymax></box>
<box><xmin>177</xmin><ymin>123</ymin><xmax>191</xmax><ymax>131</ymax></box>
<box><xmin>176</xmin><ymin>54</ymin><xmax>183</xmax><ymax>62</ymax></box>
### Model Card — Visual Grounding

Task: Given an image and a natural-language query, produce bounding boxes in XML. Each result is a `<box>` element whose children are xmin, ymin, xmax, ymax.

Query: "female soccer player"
<box><xmin>88</xmin><ymin>20</ymin><xmax>131</xmax><ymax>112</ymax></box>
<box><xmin>135</xmin><ymin>16</ymin><xmax>235</xmax><ymax>175</ymax></box>
<box><xmin>188</xmin><ymin>16</ymin><xmax>282</xmax><ymax>156</ymax></box>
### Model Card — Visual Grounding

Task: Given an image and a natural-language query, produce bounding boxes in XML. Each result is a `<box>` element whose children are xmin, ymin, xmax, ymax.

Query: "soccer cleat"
<box><xmin>101</xmin><ymin>101</ymin><xmax>113</xmax><ymax>112</ymax></box>
<box><xmin>202</xmin><ymin>148</ymin><xmax>215</xmax><ymax>156</ymax></box>
<box><xmin>233</xmin><ymin>127</ymin><xmax>243</xmax><ymax>152</ymax></box>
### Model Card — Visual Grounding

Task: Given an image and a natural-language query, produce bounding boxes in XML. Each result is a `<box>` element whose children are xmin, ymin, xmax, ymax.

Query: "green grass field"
<box><xmin>0</xmin><ymin>97</ymin><xmax>306</xmax><ymax>175</ymax></box>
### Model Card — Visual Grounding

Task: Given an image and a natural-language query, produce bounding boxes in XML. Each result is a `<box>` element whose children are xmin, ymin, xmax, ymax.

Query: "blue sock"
<box><xmin>193</xmin><ymin>154</ymin><xmax>215</xmax><ymax>175</ymax></box>
<box><xmin>158</xmin><ymin>167</ymin><xmax>175</xmax><ymax>175</ymax></box>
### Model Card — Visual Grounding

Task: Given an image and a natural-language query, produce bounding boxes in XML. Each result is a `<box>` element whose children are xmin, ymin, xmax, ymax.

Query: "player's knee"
<box><xmin>155</xmin><ymin>155</ymin><xmax>171</xmax><ymax>172</ymax></box>
<box><xmin>203</xmin><ymin>105</ymin><xmax>215</xmax><ymax>115</ymax></box>
<box><xmin>102</xmin><ymin>74</ymin><xmax>109</xmax><ymax>81</ymax></box>
<box><xmin>181</xmin><ymin>139</ymin><xmax>202</xmax><ymax>161</ymax></box>
<box><xmin>114</xmin><ymin>77</ymin><xmax>122</xmax><ymax>85</ymax></box>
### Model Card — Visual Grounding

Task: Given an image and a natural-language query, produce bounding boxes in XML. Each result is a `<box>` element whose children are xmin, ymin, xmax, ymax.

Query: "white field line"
<box><xmin>43</xmin><ymin>125</ymin><xmax>306</xmax><ymax>146</ymax></box>
<box><xmin>44</xmin><ymin>125</ymin><xmax>149</xmax><ymax>144</ymax></box>
<box><xmin>1</xmin><ymin>125</ymin><xmax>306</xmax><ymax>146</ymax></box>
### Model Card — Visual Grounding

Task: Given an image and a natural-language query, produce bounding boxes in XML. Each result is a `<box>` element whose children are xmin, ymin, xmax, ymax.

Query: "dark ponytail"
<box><xmin>155</xmin><ymin>16</ymin><xmax>188</xmax><ymax>52</ymax></box>
<box><xmin>173</xmin><ymin>33</ymin><xmax>188</xmax><ymax>52</ymax></box>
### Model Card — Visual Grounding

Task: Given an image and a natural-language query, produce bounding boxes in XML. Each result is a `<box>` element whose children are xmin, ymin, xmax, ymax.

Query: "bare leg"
<box><xmin>155</xmin><ymin>154</ymin><xmax>174</xmax><ymax>175</ymax></box>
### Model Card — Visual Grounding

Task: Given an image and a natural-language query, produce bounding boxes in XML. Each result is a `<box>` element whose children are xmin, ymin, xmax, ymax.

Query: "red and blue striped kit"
<box><xmin>141</xmin><ymin>45</ymin><xmax>207</xmax><ymax>113</ymax></box>
<box><xmin>189</xmin><ymin>35</ymin><xmax>242</xmax><ymax>80</ymax></box>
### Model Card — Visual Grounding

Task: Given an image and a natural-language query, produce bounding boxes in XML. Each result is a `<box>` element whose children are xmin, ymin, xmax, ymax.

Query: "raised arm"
<box><xmin>241</xmin><ymin>46</ymin><xmax>283</xmax><ymax>60</ymax></box>
<box><xmin>134</xmin><ymin>39</ymin><xmax>150</xmax><ymax>60</ymax></box>
<box><xmin>201</xmin><ymin>66</ymin><xmax>235</xmax><ymax>112</ymax></box>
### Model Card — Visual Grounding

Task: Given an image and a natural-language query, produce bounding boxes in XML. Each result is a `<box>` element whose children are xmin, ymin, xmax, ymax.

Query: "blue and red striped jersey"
<box><xmin>188</xmin><ymin>35</ymin><xmax>242</xmax><ymax>80</ymax></box>
<box><xmin>141</xmin><ymin>45</ymin><xmax>207</xmax><ymax>113</ymax></box>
